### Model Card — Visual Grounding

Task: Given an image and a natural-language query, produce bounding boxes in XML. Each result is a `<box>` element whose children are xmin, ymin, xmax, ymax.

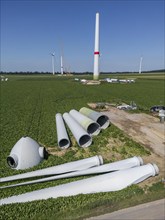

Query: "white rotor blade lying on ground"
<box><xmin>0</xmin><ymin>156</ymin><xmax>143</xmax><ymax>189</ymax></box>
<box><xmin>0</xmin><ymin>163</ymin><xmax>159</xmax><ymax>205</ymax></box>
<box><xmin>0</xmin><ymin>155</ymin><xmax>103</xmax><ymax>183</ymax></box>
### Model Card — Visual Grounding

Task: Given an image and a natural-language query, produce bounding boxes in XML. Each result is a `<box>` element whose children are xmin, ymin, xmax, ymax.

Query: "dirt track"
<box><xmin>103</xmin><ymin>107</ymin><xmax>165</xmax><ymax>182</ymax></box>
<box><xmin>104</xmin><ymin>107</ymin><xmax>165</xmax><ymax>157</ymax></box>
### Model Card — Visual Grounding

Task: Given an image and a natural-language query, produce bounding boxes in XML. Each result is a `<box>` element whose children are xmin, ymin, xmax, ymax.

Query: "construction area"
<box><xmin>101</xmin><ymin>106</ymin><xmax>165</xmax><ymax>185</ymax></box>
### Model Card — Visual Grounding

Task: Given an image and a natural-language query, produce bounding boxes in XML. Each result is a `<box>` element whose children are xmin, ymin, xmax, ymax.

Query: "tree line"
<box><xmin>0</xmin><ymin>69</ymin><xmax>164</xmax><ymax>75</ymax></box>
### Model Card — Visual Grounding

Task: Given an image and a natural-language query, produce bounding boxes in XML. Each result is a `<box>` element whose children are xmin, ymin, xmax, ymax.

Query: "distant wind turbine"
<box><xmin>139</xmin><ymin>56</ymin><xmax>143</xmax><ymax>74</ymax></box>
<box><xmin>50</xmin><ymin>52</ymin><xmax>55</xmax><ymax>75</ymax></box>
<box><xmin>60</xmin><ymin>55</ymin><xmax>64</xmax><ymax>75</ymax></box>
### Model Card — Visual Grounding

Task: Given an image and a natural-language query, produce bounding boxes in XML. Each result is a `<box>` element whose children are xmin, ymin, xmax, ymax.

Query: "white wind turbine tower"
<box><xmin>50</xmin><ymin>52</ymin><xmax>55</xmax><ymax>75</ymax></box>
<box><xmin>93</xmin><ymin>12</ymin><xmax>100</xmax><ymax>80</ymax></box>
<box><xmin>139</xmin><ymin>56</ymin><xmax>143</xmax><ymax>74</ymax></box>
<box><xmin>61</xmin><ymin>55</ymin><xmax>64</xmax><ymax>75</ymax></box>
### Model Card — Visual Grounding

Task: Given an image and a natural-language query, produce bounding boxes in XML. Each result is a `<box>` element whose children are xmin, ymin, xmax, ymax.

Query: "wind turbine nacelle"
<box><xmin>7</xmin><ymin>137</ymin><xmax>48</xmax><ymax>170</ymax></box>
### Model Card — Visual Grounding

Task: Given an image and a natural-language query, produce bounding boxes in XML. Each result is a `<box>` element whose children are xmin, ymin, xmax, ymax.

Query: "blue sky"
<box><xmin>1</xmin><ymin>0</ymin><xmax>164</xmax><ymax>72</ymax></box>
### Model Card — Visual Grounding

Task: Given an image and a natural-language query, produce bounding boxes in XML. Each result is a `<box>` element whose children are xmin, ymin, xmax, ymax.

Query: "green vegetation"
<box><xmin>0</xmin><ymin>74</ymin><xmax>164</xmax><ymax>219</ymax></box>
<box><xmin>0</xmin><ymin>183</ymin><xmax>164</xmax><ymax>220</ymax></box>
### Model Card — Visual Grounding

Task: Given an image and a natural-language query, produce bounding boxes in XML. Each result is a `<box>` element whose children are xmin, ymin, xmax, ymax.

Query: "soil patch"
<box><xmin>103</xmin><ymin>107</ymin><xmax>165</xmax><ymax>183</ymax></box>
<box><xmin>103</xmin><ymin>107</ymin><xmax>165</xmax><ymax>157</ymax></box>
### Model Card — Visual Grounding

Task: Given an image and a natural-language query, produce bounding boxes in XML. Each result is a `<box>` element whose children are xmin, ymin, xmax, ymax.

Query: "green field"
<box><xmin>0</xmin><ymin>74</ymin><xmax>164</xmax><ymax>219</ymax></box>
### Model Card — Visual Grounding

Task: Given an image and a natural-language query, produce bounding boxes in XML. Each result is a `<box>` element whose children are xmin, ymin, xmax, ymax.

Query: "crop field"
<box><xmin>0</xmin><ymin>73</ymin><xmax>164</xmax><ymax>219</ymax></box>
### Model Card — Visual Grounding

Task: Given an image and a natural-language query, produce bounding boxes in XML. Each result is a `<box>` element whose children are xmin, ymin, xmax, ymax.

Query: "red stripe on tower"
<box><xmin>94</xmin><ymin>52</ymin><xmax>100</xmax><ymax>55</ymax></box>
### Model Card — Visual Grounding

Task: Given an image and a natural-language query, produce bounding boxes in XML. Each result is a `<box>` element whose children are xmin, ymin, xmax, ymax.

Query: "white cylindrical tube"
<box><xmin>93</xmin><ymin>12</ymin><xmax>100</xmax><ymax>80</ymax></box>
<box><xmin>0</xmin><ymin>156</ymin><xmax>142</xmax><ymax>188</ymax></box>
<box><xmin>69</xmin><ymin>109</ymin><xmax>100</xmax><ymax>136</ymax></box>
<box><xmin>63</xmin><ymin>112</ymin><xmax>92</xmax><ymax>147</ymax></box>
<box><xmin>61</xmin><ymin>56</ymin><xmax>63</xmax><ymax>75</ymax></box>
<box><xmin>55</xmin><ymin>113</ymin><xmax>70</xmax><ymax>149</ymax></box>
<box><xmin>0</xmin><ymin>155</ymin><xmax>103</xmax><ymax>183</ymax></box>
<box><xmin>0</xmin><ymin>163</ymin><xmax>159</xmax><ymax>205</ymax></box>
<box><xmin>79</xmin><ymin>107</ymin><xmax>110</xmax><ymax>129</ymax></box>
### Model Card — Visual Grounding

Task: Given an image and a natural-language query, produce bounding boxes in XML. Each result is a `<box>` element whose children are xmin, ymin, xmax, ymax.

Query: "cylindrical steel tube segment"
<box><xmin>63</xmin><ymin>112</ymin><xmax>92</xmax><ymax>147</ymax></box>
<box><xmin>69</xmin><ymin>109</ymin><xmax>100</xmax><ymax>136</ymax></box>
<box><xmin>55</xmin><ymin>113</ymin><xmax>70</xmax><ymax>149</ymax></box>
<box><xmin>79</xmin><ymin>107</ymin><xmax>110</xmax><ymax>129</ymax></box>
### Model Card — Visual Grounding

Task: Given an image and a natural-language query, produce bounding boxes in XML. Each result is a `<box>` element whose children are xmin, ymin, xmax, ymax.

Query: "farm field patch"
<box><xmin>0</xmin><ymin>74</ymin><xmax>164</xmax><ymax>219</ymax></box>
